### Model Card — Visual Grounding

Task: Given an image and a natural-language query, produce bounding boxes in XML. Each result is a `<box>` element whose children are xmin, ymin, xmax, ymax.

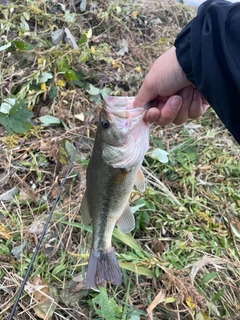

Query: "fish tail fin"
<box><xmin>85</xmin><ymin>249</ymin><xmax>122</xmax><ymax>289</ymax></box>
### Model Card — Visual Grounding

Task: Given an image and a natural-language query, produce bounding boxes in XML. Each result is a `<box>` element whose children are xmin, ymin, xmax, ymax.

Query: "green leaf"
<box><xmin>164</xmin><ymin>297</ymin><xmax>176</xmax><ymax>304</ymax></box>
<box><xmin>20</xmin><ymin>15</ymin><xmax>30</xmax><ymax>31</ymax></box>
<box><xmin>65</xmin><ymin>140</ymin><xmax>82</xmax><ymax>163</ymax></box>
<box><xmin>0</xmin><ymin>42</ymin><xmax>11</xmax><ymax>52</ymax></box>
<box><xmin>135</xmin><ymin>211</ymin><xmax>150</xmax><ymax>231</ymax></box>
<box><xmin>23</xmin><ymin>11</ymin><xmax>30</xmax><ymax>20</ymax></box>
<box><xmin>0</xmin><ymin>98</ymin><xmax>16</xmax><ymax>113</ymax></box>
<box><xmin>39</xmin><ymin>115</ymin><xmax>61</xmax><ymax>127</ymax></box>
<box><xmin>78</xmin><ymin>50</ymin><xmax>90</xmax><ymax>63</ymax></box>
<box><xmin>200</xmin><ymin>271</ymin><xmax>216</xmax><ymax>285</ymax></box>
<box><xmin>52</xmin><ymin>263</ymin><xmax>66</xmax><ymax>276</ymax></box>
<box><xmin>130</xmin><ymin>316</ymin><xmax>140</xmax><ymax>320</ymax></box>
<box><xmin>119</xmin><ymin>262</ymin><xmax>155</xmax><ymax>278</ymax></box>
<box><xmin>78</xmin><ymin>33</ymin><xmax>88</xmax><ymax>45</ymax></box>
<box><xmin>92</xmin><ymin>286</ymin><xmax>122</xmax><ymax>319</ymax></box>
<box><xmin>48</xmin><ymin>85</ymin><xmax>58</xmax><ymax>99</ymax></box>
<box><xmin>212</xmin><ymin>288</ymin><xmax>224</xmax><ymax>302</ymax></box>
<box><xmin>130</xmin><ymin>314</ymin><xmax>141</xmax><ymax>320</ymax></box>
<box><xmin>58</xmin><ymin>141</ymin><xmax>69</xmax><ymax>165</ymax></box>
<box><xmin>113</xmin><ymin>228</ymin><xmax>151</xmax><ymax>258</ymax></box>
<box><xmin>11</xmin><ymin>40</ymin><xmax>34</xmax><ymax>51</ymax></box>
<box><xmin>115</xmin><ymin>6</ymin><xmax>122</xmax><ymax>13</ymax></box>
<box><xmin>39</xmin><ymin>72</ymin><xmax>53</xmax><ymax>83</ymax></box>
<box><xmin>113</xmin><ymin>228</ymin><xmax>142</xmax><ymax>253</ymax></box>
<box><xmin>0</xmin><ymin>100</ymin><xmax>33</xmax><ymax>134</ymax></box>
<box><xmin>87</xmin><ymin>84</ymin><xmax>100</xmax><ymax>96</ymax></box>
<box><xmin>101</xmin><ymin>86</ymin><xmax>112</xmax><ymax>98</ymax></box>
<box><xmin>130</xmin><ymin>202</ymin><xmax>146</xmax><ymax>214</ymax></box>
<box><xmin>148</xmin><ymin>148</ymin><xmax>169</xmax><ymax>163</ymax></box>
<box><xmin>65</xmin><ymin>70</ymin><xmax>79</xmax><ymax>81</ymax></box>
<box><xmin>56</xmin><ymin>60</ymin><xmax>69</xmax><ymax>73</ymax></box>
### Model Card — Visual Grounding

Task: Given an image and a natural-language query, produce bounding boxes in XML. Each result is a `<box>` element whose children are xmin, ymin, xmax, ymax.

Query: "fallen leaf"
<box><xmin>131</xmin><ymin>11</ymin><xmax>138</xmax><ymax>18</ymax></box>
<box><xmin>51</xmin><ymin>29</ymin><xmax>64</xmax><ymax>46</ymax></box>
<box><xmin>40</xmin><ymin>140</ymin><xmax>59</xmax><ymax>162</ymax></box>
<box><xmin>26</xmin><ymin>275</ymin><xmax>58</xmax><ymax>320</ymax></box>
<box><xmin>51</xmin><ymin>186</ymin><xmax>61</xmax><ymax>199</ymax></box>
<box><xmin>64</xmin><ymin>28</ymin><xmax>79</xmax><ymax>50</ymax></box>
<box><xmin>0</xmin><ymin>171</ymin><xmax>10</xmax><ymax>185</ymax></box>
<box><xmin>59</xmin><ymin>276</ymin><xmax>88</xmax><ymax>306</ymax></box>
<box><xmin>116</xmin><ymin>38</ymin><xmax>128</xmax><ymax>56</ymax></box>
<box><xmin>147</xmin><ymin>289</ymin><xmax>166</xmax><ymax>315</ymax></box>
<box><xmin>0</xmin><ymin>223</ymin><xmax>11</xmax><ymax>240</ymax></box>
<box><xmin>57</xmin><ymin>79</ymin><xmax>65</xmax><ymax>87</ymax></box>
<box><xmin>19</xmin><ymin>188</ymin><xmax>37</xmax><ymax>202</ymax></box>
<box><xmin>0</xmin><ymin>186</ymin><xmax>18</xmax><ymax>201</ymax></box>
<box><xmin>135</xmin><ymin>66</ymin><xmax>141</xmax><ymax>72</ymax></box>
<box><xmin>111</xmin><ymin>59</ymin><xmax>119</xmax><ymax>68</ymax></box>
<box><xmin>196</xmin><ymin>311</ymin><xmax>212</xmax><ymax>320</ymax></box>
<box><xmin>39</xmin><ymin>106</ymin><xmax>50</xmax><ymax>116</ymax></box>
<box><xmin>40</xmin><ymin>82</ymin><xmax>47</xmax><ymax>91</ymax></box>
<box><xmin>151</xmin><ymin>238</ymin><xmax>165</xmax><ymax>254</ymax></box>
<box><xmin>185</xmin><ymin>296</ymin><xmax>195</xmax><ymax>310</ymax></box>
<box><xmin>80</xmin><ymin>0</ymin><xmax>87</xmax><ymax>12</ymax></box>
<box><xmin>75</xmin><ymin>113</ymin><xmax>84</xmax><ymax>121</ymax></box>
<box><xmin>87</xmin><ymin>28</ymin><xmax>92</xmax><ymax>39</ymax></box>
<box><xmin>39</xmin><ymin>115</ymin><xmax>61</xmax><ymax>127</ymax></box>
<box><xmin>11</xmin><ymin>239</ymin><xmax>27</xmax><ymax>259</ymax></box>
<box><xmin>28</xmin><ymin>219</ymin><xmax>45</xmax><ymax>235</ymax></box>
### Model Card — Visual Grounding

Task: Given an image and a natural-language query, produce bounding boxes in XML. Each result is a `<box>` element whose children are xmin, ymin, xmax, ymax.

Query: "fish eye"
<box><xmin>101</xmin><ymin>119</ymin><xmax>110</xmax><ymax>129</ymax></box>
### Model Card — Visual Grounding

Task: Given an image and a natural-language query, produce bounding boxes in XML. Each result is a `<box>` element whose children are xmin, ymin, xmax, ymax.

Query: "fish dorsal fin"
<box><xmin>135</xmin><ymin>168</ymin><xmax>145</xmax><ymax>192</ymax></box>
<box><xmin>80</xmin><ymin>193</ymin><xmax>91</xmax><ymax>225</ymax></box>
<box><xmin>117</xmin><ymin>204</ymin><xmax>135</xmax><ymax>234</ymax></box>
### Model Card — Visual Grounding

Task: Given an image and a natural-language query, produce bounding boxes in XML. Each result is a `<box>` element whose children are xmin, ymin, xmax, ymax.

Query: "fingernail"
<box><xmin>182</xmin><ymin>86</ymin><xmax>192</xmax><ymax>98</ymax></box>
<box><xmin>170</xmin><ymin>96</ymin><xmax>182</xmax><ymax>109</ymax></box>
<box><xmin>193</xmin><ymin>90</ymin><xmax>200</xmax><ymax>101</ymax></box>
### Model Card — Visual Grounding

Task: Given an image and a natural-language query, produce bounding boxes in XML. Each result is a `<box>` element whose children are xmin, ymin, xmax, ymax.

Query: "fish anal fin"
<box><xmin>117</xmin><ymin>204</ymin><xmax>135</xmax><ymax>234</ymax></box>
<box><xmin>135</xmin><ymin>168</ymin><xmax>145</xmax><ymax>192</ymax></box>
<box><xmin>80</xmin><ymin>192</ymin><xmax>91</xmax><ymax>225</ymax></box>
<box><xmin>85</xmin><ymin>250</ymin><xmax>122</xmax><ymax>289</ymax></box>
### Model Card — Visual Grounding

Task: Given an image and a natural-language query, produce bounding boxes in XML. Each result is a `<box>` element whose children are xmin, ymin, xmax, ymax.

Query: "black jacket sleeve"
<box><xmin>174</xmin><ymin>0</ymin><xmax>240</xmax><ymax>144</ymax></box>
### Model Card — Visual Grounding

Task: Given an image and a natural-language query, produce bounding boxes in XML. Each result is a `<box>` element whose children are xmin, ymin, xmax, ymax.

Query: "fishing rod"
<box><xmin>8</xmin><ymin>72</ymin><xmax>109</xmax><ymax>319</ymax></box>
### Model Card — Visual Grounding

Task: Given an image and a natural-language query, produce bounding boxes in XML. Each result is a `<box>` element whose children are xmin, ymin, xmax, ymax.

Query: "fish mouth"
<box><xmin>103</xmin><ymin>96</ymin><xmax>151</xmax><ymax>116</ymax></box>
<box><xmin>102</xmin><ymin>96</ymin><xmax>150</xmax><ymax>130</ymax></box>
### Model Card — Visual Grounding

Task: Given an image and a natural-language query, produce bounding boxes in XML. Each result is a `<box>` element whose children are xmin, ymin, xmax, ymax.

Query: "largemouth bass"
<box><xmin>80</xmin><ymin>96</ymin><xmax>149</xmax><ymax>288</ymax></box>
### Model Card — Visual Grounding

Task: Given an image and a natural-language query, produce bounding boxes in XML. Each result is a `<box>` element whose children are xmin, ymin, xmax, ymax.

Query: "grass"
<box><xmin>0</xmin><ymin>0</ymin><xmax>239</xmax><ymax>319</ymax></box>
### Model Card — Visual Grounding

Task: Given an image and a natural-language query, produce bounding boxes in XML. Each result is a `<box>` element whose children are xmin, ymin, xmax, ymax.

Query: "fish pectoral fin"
<box><xmin>117</xmin><ymin>204</ymin><xmax>135</xmax><ymax>234</ymax></box>
<box><xmin>80</xmin><ymin>193</ymin><xmax>91</xmax><ymax>225</ymax></box>
<box><xmin>135</xmin><ymin>168</ymin><xmax>146</xmax><ymax>192</ymax></box>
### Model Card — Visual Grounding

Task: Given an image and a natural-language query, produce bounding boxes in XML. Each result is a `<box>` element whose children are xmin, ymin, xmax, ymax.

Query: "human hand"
<box><xmin>133</xmin><ymin>47</ymin><xmax>209</xmax><ymax>125</ymax></box>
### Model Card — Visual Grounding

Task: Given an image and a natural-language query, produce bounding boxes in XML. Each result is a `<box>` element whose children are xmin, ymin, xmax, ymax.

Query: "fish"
<box><xmin>80</xmin><ymin>96</ymin><xmax>150</xmax><ymax>288</ymax></box>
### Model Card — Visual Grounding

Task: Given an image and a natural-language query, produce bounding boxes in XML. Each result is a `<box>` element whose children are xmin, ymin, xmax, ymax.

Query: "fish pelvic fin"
<box><xmin>135</xmin><ymin>168</ymin><xmax>146</xmax><ymax>192</ymax></box>
<box><xmin>80</xmin><ymin>192</ymin><xmax>91</xmax><ymax>225</ymax></box>
<box><xmin>86</xmin><ymin>250</ymin><xmax>122</xmax><ymax>289</ymax></box>
<box><xmin>117</xmin><ymin>204</ymin><xmax>135</xmax><ymax>234</ymax></box>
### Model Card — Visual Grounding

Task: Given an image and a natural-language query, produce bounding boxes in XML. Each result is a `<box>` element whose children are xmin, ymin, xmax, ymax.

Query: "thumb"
<box><xmin>133</xmin><ymin>80</ymin><xmax>156</xmax><ymax>109</ymax></box>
